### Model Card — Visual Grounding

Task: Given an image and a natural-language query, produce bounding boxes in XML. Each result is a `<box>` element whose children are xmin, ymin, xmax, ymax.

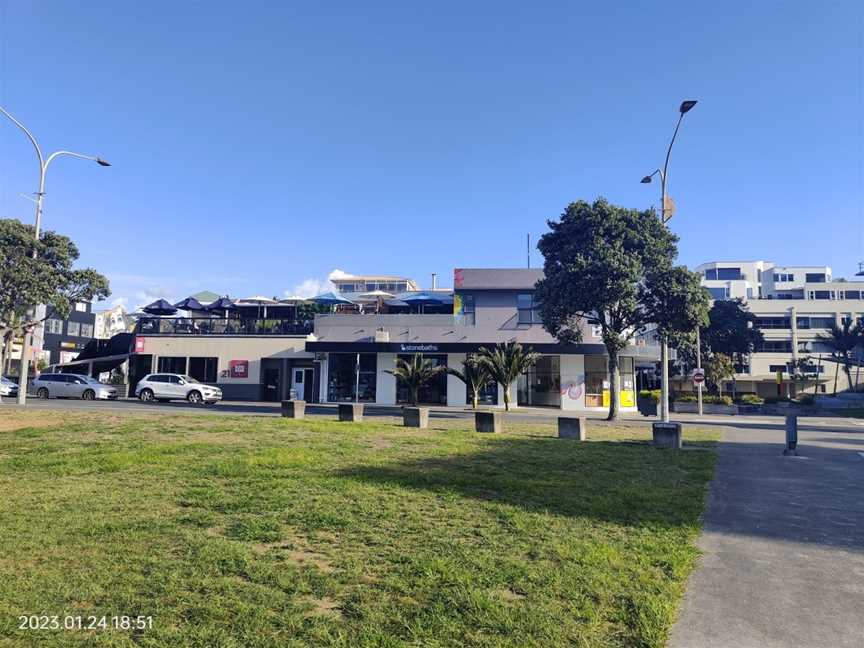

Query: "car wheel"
<box><xmin>139</xmin><ymin>388</ymin><xmax>154</xmax><ymax>402</ymax></box>
<box><xmin>82</xmin><ymin>389</ymin><xmax>95</xmax><ymax>401</ymax></box>
<box><xmin>187</xmin><ymin>390</ymin><xmax>203</xmax><ymax>404</ymax></box>
<box><xmin>37</xmin><ymin>387</ymin><xmax>49</xmax><ymax>399</ymax></box>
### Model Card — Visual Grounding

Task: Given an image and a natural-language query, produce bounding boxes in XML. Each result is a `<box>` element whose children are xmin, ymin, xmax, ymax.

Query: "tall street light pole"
<box><xmin>0</xmin><ymin>106</ymin><xmax>110</xmax><ymax>405</ymax></box>
<box><xmin>641</xmin><ymin>99</ymin><xmax>697</xmax><ymax>423</ymax></box>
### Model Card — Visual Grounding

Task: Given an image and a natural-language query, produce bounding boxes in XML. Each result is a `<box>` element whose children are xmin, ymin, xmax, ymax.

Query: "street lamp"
<box><xmin>641</xmin><ymin>100</ymin><xmax>697</xmax><ymax>422</ymax></box>
<box><xmin>0</xmin><ymin>105</ymin><xmax>110</xmax><ymax>405</ymax></box>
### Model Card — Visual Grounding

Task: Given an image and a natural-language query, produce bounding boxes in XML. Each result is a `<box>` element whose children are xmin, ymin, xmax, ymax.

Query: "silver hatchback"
<box><xmin>32</xmin><ymin>373</ymin><xmax>118</xmax><ymax>400</ymax></box>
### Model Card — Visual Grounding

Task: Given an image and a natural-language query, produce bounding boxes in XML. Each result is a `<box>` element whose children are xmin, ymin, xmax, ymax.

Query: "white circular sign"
<box><xmin>692</xmin><ymin>369</ymin><xmax>705</xmax><ymax>385</ymax></box>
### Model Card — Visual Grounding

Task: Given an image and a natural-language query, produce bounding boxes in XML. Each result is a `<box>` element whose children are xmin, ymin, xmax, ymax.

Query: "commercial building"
<box><xmin>694</xmin><ymin>260</ymin><xmax>864</xmax><ymax>396</ymax></box>
<box><xmin>306</xmin><ymin>268</ymin><xmax>657</xmax><ymax>412</ymax></box>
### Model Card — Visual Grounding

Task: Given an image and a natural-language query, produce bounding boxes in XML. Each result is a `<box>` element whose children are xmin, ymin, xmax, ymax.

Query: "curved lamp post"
<box><xmin>641</xmin><ymin>100</ymin><xmax>697</xmax><ymax>422</ymax></box>
<box><xmin>0</xmin><ymin>106</ymin><xmax>110</xmax><ymax>404</ymax></box>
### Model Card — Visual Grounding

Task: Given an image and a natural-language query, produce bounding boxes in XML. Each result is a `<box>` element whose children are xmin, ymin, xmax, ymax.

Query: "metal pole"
<box><xmin>659</xmin><ymin>169</ymin><xmax>670</xmax><ymax>422</ymax></box>
<box><xmin>696</xmin><ymin>325</ymin><xmax>703</xmax><ymax>416</ymax></box>
<box><xmin>354</xmin><ymin>353</ymin><xmax>360</xmax><ymax>402</ymax></box>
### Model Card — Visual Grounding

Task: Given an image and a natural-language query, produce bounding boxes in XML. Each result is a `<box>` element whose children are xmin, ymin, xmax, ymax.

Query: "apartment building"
<box><xmin>695</xmin><ymin>260</ymin><xmax>862</xmax><ymax>396</ymax></box>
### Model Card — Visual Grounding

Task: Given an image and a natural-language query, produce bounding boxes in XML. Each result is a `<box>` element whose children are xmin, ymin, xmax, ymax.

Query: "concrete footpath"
<box><xmin>668</xmin><ymin>420</ymin><xmax>864</xmax><ymax>648</ymax></box>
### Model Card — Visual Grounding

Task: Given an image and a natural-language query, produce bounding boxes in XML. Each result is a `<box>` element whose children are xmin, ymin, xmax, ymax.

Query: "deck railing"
<box><xmin>135</xmin><ymin>317</ymin><xmax>313</xmax><ymax>336</ymax></box>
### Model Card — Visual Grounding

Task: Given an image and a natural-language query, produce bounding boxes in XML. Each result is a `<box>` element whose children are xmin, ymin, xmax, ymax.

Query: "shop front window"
<box><xmin>327</xmin><ymin>353</ymin><xmax>377</xmax><ymax>402</ymax></box>
<box><xmin>585</xmin><ymin>355</ymin><xmax>608</xmax><ymax>408</ymax></box>
<box><xmin>396</xmin><ymin>354</ymin><xmax>447</xmax><ymax>404</ymax></box>
<box><xmin>619</xmin><ymin>357</ymin><xmax>635</xmax><ymax>407</ymax></box>
<box><xmin>517</xmin><ymin>355</ymin><xmax>561</xmax><ymax>407</ymax></box>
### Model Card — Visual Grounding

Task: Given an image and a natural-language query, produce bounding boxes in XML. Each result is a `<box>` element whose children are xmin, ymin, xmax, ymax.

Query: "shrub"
<box><xmin>674</xmin><ymin>394</ymin><xmax>698</xmax><ymax>403</ymax></box>
<box><xmin>638</xmin><ymin>389</ymin><xmax>661</xmax><ymax>403</ymax></box>
<box><xmin>738</xmin><ymin>394</ymin><xmax>764</xmax><ymax>405</ymax></box>
<box><xmin>704</xmin><ymin>395</ymin><xmax>733</xmax><ymax>406</ymax></box>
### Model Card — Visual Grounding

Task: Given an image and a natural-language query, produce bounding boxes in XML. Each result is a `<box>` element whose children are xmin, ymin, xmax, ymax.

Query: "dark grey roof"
<box><xmin>454</xmin><ymin>268</ymin><xmax>544</xmax><ymax>290</ymax></box>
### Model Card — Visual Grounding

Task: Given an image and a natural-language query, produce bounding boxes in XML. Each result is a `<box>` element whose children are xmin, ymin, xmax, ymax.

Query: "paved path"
<box><xmin>669</xmin><ymin>420</ymin><xmax>864</xmax><ymax>648</ymax></box>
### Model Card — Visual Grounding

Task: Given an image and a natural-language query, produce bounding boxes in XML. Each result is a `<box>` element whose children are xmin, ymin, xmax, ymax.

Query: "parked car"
<box><xmin>0</xmin><ymin>376</ymin><xmax>19</xmax><ymax>397</ymax></box>
<box><xmin>32</xmin><ymin>373</ymin><xmax>118</xmax><ymax>400</ymax></box>
<box><xmin>135</xmin><ymin>374</ymin><xmax>222</xmax><ymax>404</ymax></box>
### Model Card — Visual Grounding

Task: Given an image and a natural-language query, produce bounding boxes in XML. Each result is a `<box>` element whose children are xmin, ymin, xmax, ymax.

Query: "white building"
<box><xmin>693</xmin><ymin>260</ymin><xmax>862</xmax><ymax>396</ymax></box>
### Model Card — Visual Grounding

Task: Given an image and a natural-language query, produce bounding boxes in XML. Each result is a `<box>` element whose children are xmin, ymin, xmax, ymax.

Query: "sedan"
<box><xmin>0</xmin><ymin>376</ymin><xmax>19</xmax><ymax>397</ymax></box>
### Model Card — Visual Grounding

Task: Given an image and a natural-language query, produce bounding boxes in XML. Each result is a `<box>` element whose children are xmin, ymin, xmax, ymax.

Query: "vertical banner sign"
<box><xmin>134</xmin><ymin>337</ymin><xmax>145</xmax><ymax>353</ymax></box>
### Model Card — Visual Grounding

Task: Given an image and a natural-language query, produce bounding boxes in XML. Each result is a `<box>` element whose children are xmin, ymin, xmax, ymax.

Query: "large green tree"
<box><xmin>0</xmin><ymin>219</ymin><xmax>110</xmax><ymax>372</ymax></box>
<box><xmin>702</xmin><ymin>299</ymin><xmax>763</xmax><ymax>396</ymax></box>
<box><xmin>385</xmin><ymin>354</ymin><xmax>445</xmax><ymax>406</ymax></box>
<box><xmin>446</xmin><ymin>354</ymin><xmax>492</xmax><ymax>409</ymax></box>
<box><xmin>535</xmin><ymin>198</ymin><xmax>697</xmax><ymax>420</ymax></box>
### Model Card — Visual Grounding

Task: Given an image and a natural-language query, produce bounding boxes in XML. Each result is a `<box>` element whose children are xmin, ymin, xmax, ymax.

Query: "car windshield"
<box><xmin>180</xmin><ymin>375</ymin><xmax>199</xmax><ymax>383</ymax></box>
<box><xmin>1</xmin><ymin>377</ymin><xmax>13</xmax><ymax>385</ymax></box>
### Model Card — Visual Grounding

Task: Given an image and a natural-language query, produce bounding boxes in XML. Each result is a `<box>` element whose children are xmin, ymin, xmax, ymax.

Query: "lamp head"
<box><xmin>95</xmin><ymin>158</ymin><xmax>111</xmax><ymax>167</ymax></box>
<box><xmin>679</xmin><ymin>100</ymin><xmax>698</xmax><ymax>114</ymax></box>
<box><xmin>640</xmin><ymin>175</ymin><xmax>653</xmax><ymax>184</ymax></box>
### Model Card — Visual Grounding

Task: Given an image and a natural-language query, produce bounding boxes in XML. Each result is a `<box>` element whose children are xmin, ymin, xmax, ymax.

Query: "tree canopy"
<box><xmin>0</xmin><ymin>217</ymin><xmax>110</xmax><ymax>331</ymax></box>
<box><xmin>702</xmin><ymin>299</ymin><xmax>763</xmax><ymax>365</ymax></box>
<box><xmin>535</xmin><ymin>197</ymin><xmax>706</xmax><ymax>420</ymax></box>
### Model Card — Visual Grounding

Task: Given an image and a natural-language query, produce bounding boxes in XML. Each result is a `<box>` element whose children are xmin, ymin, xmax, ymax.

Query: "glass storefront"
<box><xmin>327</xmin><ymin>353</ymin><xmax>377</xmax><ymax>402</ymax></box>
<box><xmin>619</xmin><ymin>357</ymin><xmax>636</xmax><ymax>407</ymax></box>
<box><xmin>517</xmin><ymin>355</ymin><xmax>561</xmax><ymax>407</ymax></box>
<box><xmin>585</xmin><ymin>355</ymin><xmax>608</xmax><ymax>408</ymax></box>
<box><xmin>396</xmin><ymin>354</ymin><xmax>447</xmax><ymax>404</ymax></box>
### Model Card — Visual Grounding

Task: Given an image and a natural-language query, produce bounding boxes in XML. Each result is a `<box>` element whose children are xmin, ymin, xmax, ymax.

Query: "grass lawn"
<box><xmin>0</xmin><ymin>411</ymin><xmax>717</xmax><ymax>647</ymax></box>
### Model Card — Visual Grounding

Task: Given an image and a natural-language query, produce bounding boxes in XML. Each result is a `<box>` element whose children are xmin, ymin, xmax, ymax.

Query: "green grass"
<box><xmin>0</xmin><ymin>411</ymin><xmax>717</xmax><ymax>647</ymax></box>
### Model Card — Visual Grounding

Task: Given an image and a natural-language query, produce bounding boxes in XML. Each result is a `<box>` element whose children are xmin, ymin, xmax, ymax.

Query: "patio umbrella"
<box><xmin>280</xmin><ymin>295</ymin><xmax>310</xmax><ymax>303</ymax></box>
<box><xmin>398</xmin><ymin>291</ymin><xmax>453</xmax><ymax>312</ymax></box>
<box><xmin>237</xmin><ymin>296</ymin><xmax>278</xmax><ymax>318</ymax></box>
<box><xmin>142</xmin><ymin>299</ymin><xmax>178</xmax><ymax>316</ymax></box>
<box><xmin>354</xmin><ymin>290</ymin><xmax>394</xmax><ymax>313</ymax></box>
<box><xmin>174</xmin><ymin>296</ymin><xmax>205</xmax><ymax>311</ymax></box>
<box><xmin>205</xmin><ymin>297</ymin><xmax>238</xmax><ymax>318</ymax></box>
<box><xmin>310</xmin><ymin>292</ymin><xmax>354</xmax><ymax>306</ymax></box>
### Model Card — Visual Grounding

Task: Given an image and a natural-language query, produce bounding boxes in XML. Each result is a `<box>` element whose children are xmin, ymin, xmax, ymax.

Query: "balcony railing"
<box><xmin>135</xmin><ymin>317</ymin><xmax>312</xmax><ymax>336</ymax></box>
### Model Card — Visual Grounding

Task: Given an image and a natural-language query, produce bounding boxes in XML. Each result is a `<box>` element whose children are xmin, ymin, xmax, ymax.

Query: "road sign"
<box><xmin>692</xmin><ymin>368</ymin><xmax>705</xmax><ymax>385</ymax></box>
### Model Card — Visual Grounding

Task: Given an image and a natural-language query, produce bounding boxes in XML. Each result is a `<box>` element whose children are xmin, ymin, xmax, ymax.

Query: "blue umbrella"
<box><xmin>398</xmin><ymin>291</ymin><xmax>453</xmax><ymax>305</ymax></box>
<box><xmin>142</xmin><ymin>299</ymin><xmax>178</xmax><ymax>316</ymax></box>
<box><xmin>310</xmin><ymin>292</ymin><xmax>354</xmax><ymax>306</ymax></box>
<box><xmin>174</xmin><ymin>296</ymin><xmax>205</xmax><ymax>311</ymax></box>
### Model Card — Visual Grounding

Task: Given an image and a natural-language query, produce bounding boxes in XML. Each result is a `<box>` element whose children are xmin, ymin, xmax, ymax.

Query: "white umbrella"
<box><xmin>354</xmin><ymin>290</ymin><xmax>394</xmax><ymax>313</ymax></box>
<box><xmin>237</xmin><ymin>296</ymin><xmax>278</xmax><ymax>318</ymax></box>
<box><xmin>280</xmin><ymin>295</ymin><xmax>310</xmax><ymax>303</ymax></box>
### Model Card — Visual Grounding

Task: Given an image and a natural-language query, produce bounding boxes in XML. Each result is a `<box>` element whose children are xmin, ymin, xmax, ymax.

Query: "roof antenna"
<box><xmin>527</xmin><ymin>233</ymin><xmax>530</xmax><ymax>268</ymax></box>
<box><xmin>857</xmin><ymin>262</ymin><xmax>864</xmax><ymax>277</ymax></box>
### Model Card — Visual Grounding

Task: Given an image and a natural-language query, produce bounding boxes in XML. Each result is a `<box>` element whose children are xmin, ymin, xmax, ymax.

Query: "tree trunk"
<box><xmin>503</xmin><ymin>384</ymin><xmax>510</xmax><ymax>411</ymax></box>
<box><xmin>411</xmin><ymin>385</ymin><xmax>418</xmax><ymax>407</ymax></box>
<box><xmin>833</xmin><ymin>362</ymin><xmax>839</xmax><ymax>395</ymax></box>
<box><xmin>471</xmin><ymin>387</ymin><xmax>479</xmax><ymax>409</ymax></box>
<box><xmin>843</xmin><ymin>363</ymin><xmax>852</xmax><ymax>393</ymax></box>
<box><xmin>607</xmin><ymin>352</ymin><xmax>620</xmax><ymax>421</ymax></box>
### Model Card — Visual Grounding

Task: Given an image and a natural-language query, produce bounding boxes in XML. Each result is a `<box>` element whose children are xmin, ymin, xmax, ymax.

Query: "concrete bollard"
<box><xmin>403</xmin><ymin>406</ymin><xmax>429</xmax><ymax>428</ymax></box>
<box><xmin>475</xmin><ymin>410</ymin><xmax>502</xmax><ymax>433</ymax></box>
<box><xmin>558</xmin><ymin>416</ymin><xmax>587</xmax><ymax>440</ymax></box>
<box><xmin>652</xmin><ymin>421</ymin><xmax>682</xmax><ymax>449</ymax></box>
<box><xmin>338</xmin><ymin>402</ymin><xmax>364</xmax><ymax>422</ymax></box>
<box><xmin>783</xmin><ymin>415</ymin><xmax>798</xmax><ymax>455</ymax></box>
<box><xmin>281</xmin><ymin>400</ymin><xmax>306</xmax><ymax>419</ymax></box>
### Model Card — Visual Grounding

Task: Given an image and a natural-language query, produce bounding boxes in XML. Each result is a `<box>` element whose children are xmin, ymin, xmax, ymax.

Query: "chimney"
<box><xmin>431</xmin><ymin>273</ymin><xmax>437</xmax><ymax>290</ymax></box>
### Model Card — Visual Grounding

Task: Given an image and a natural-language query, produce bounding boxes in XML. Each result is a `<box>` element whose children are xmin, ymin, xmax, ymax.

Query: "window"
<box><xmin>74</xmin><ymin>302</ymin><xmax>88</xmax><ymax>312</ymax></box>
<box><xmin>460</xmin><ymin>294</ymin><xmax>475</xmax><ymax>325</ymax></box>
<box><xmin>188</xmin><ymin>357</ymin><xmax>218</xmax><ymax>383</ymax></box>
<box><xmin>45</xmin><ymin>319</ymin><xmax>63</xmax><ymax>335</ymax></box>
<box><xmin>79</xmin><ymin>323</ymin><xmax>94</xmax><ymax>338</ymax></box>
<box><xmin>842</xmin><ymin>290</ymin><xmax>861</xmax><ymax>300</ymax></box>
<box><xmin>797</xmin><ymin>316</ymin><xmax>834</xmax><ymax>329</ymax></box>
<box><xmin>773</xmin><ymin>273</ymin><xmax>794</xmax><ymax>283</ymax></box>
<box><xmin>66</xmin><ymin>322</ymin><xmax>80</xmax><ymax>337</ymax></box>
<box><xmin>756</xmin><ymin>340</ymin><xmax>792</xmax><ymax>352</ymax></box>
<box><xmin>707</xmin><ymin>287</ymin><xmax>729</xmax><ymax>300</ymax></box>
<box><xmin>808</xmin><ymin>290</ymin><xmax>831</xmax><ymax>300</ymax></box>
<box><xmin>149</xmin><ymin>375</ymin><xmax>168</xmax><ymax>383</ymax></box>
<box><xmin>157</xmin><ymin>356</ymin><xmax>187</xmax><ymax>374</ymax></box>
<box><xmin>754</xmin><ymin>317</ymin><xmax>790</xmax><ymax>329</ymax></box>
<box><xmin>396</xmin><ymin>354</ymin><xmax>447</xmax><ymax>404</ymax></box>
<box><xmin>584</xmin><ymin>355</ymin><xmax>607</xmax><ymax>408</ymax></box>
<box><xmin>517</xmin><ymin>355</ymin><xmax>561</xmax><ymax>407</ymax></box>
<box><xmin>768</xmin><ymin>364</ymin><xmax>788</xmax><ymax>373</ymax></box>
<box><xmin>805</xmin><ymin>273</ymin><xmax>826</xmax><ymax>283</ymax></box>
<box><xmin>717</xmin><ymin>267</ymin><xmax>742</xmax><ymax>280</ymax></box>
<box><xmin>704</xmin><ymin>269</ymin><xmax>717</xmax><ymax>280</ymax></box>
<box><xmin>516</xmin><ymin>293</ymin><xmax>541</xmax><ymax>324</ymax></box>
<box><xmin>327</xmin><ymin>353</ymin><xmax>377</xmax><ymax>402</ymax></box>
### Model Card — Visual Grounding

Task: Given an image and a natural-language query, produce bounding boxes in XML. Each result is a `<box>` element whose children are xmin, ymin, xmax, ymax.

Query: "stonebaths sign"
<box><xmin>399</xmin><ymin>344</ymin><xmax>439</xmax><ymax>353</ymax></box>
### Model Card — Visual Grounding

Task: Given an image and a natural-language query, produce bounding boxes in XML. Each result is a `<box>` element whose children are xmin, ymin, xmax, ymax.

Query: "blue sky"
<box><xmin>1</xmin><ymin>1</ymin><xmax>862</xmax><ymax>309</ymax></box>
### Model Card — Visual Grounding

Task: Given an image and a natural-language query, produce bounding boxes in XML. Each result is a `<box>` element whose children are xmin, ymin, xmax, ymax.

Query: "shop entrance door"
<box><xmin>293</xmin><ymin>368</ymin><xmax>314</xmax><ymax>401</ymax></box>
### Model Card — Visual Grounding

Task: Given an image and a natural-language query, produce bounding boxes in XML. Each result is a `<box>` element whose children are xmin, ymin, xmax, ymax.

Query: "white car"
<box><xmin>1</xmin><ymin>376</ymin><xmax>19</xmax><ymax>397</ymax></box>
<box><xmin>135</xmin><ymin>373</ymin><xmax>222</xmax><ymax>404</ymax></box>
<box><xmin>32</xmin><ymin>373</ymin><xmax>118</xmax><ymax>400</ymax></box>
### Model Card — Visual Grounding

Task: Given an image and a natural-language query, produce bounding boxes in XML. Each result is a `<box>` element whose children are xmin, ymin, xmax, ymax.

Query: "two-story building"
<box><xmin>306</xmin><ymin>268</ymin><xmax>656</xmax><ymax>412</ymax></box>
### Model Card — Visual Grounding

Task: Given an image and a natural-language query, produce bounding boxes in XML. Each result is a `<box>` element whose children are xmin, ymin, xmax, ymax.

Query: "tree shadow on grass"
<box><xmin>338</xmin><ymin>437</ymin><xmax>715</xmax><ymax>530</ymax></box>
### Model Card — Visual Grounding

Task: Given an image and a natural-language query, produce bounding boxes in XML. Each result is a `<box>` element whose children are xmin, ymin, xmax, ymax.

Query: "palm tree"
<box><xmin>446</xmin><ymin>354</ymin><xmax>492</xmax><ymax>409</ymax></box>
<box><xmin>816</xmin><ymin>320</ymin><xmax>863</xmax><ymax>394</ymax></box>
<box><xmin>478</xmin><ymin>342</ymin><xmax>539</xmax><ymax>412</ymax></box>
<box><xmin>386</xmin><ymin>354</ymin><xmax>445</xmax><ymax>406</ymax></box>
